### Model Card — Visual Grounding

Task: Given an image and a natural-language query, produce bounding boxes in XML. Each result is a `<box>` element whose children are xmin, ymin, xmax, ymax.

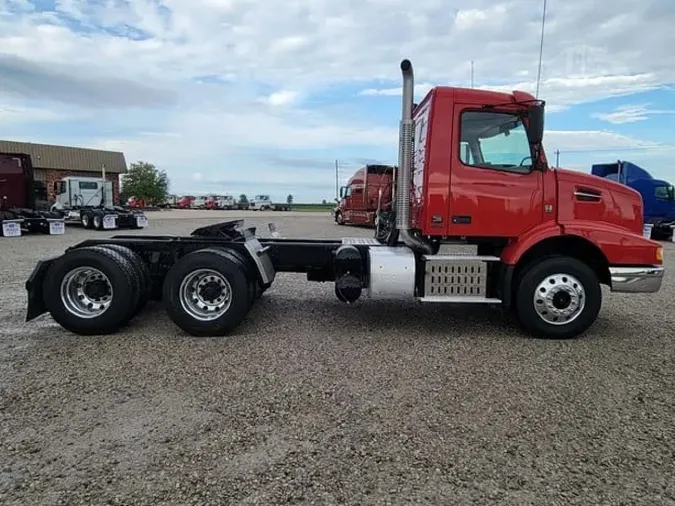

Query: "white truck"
<box><xmin>191</xmin><ymin>196</ymin><xmax>208</xmax><ymax>209</ymax></box>
<box><xmin>249</xmin><ymin>194</ymin><xmax>291</xmax><ymax>211</ymax></box>
<box><xmin>51</xmin><ymin>176</ymin><xmax>148</xmax><ymax>230</ymax></box>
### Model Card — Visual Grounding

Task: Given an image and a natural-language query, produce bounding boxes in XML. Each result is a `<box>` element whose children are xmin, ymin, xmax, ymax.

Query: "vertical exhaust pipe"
<box><xmin>396</xmin><ymin>59</ymin><xmax>434</xmax><ymax>254</ymax></box>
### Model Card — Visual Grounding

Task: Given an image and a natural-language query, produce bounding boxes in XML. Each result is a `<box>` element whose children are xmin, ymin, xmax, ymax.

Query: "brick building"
<box><xmin>0</xmin><ymin>140</ymin><xmax>127</xmax><ymax>204</ymax></box>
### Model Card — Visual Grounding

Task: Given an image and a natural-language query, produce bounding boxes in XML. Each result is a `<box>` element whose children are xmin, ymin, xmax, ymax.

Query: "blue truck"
<box><xmin>591</xmin><ymin>160</ymin><xmax>675</xmax><ymax>240</ymax></box>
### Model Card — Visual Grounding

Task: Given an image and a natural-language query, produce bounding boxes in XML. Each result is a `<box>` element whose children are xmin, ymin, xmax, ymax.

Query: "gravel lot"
<box><xmin>1</xmin><ymin>210</ymin><xmax>674</xmax><ymax>505</ymax></box>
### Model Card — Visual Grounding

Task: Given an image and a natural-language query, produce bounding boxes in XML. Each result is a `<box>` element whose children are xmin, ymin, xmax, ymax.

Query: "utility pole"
<box><xmin>335</xmin><ymin>159</ymin><xmax>339</xmax><ymax>200</ymax></box>
<box><xmin>470</xmin><ymin>60</ymin><xmax>474</xmax><ymax>88</ymax></box>
<box><xmin>555</xmin><ymin>149</ymin><xmax>560</xmax><ymax>167</ymax></box>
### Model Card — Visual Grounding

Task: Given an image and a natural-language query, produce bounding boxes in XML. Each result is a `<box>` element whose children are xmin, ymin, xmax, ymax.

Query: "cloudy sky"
<box><xmin>1</xmin><ymin>0</ymin><xmax>674</xmax><ymax>202</ymax></box>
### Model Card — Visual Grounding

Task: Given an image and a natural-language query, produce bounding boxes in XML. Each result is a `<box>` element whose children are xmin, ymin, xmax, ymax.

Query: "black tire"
<box><xmin>93</xmin><ymin>212</ymin><xmax>104</xmax><ymax>230</ymax></box>
<box><xmin>162</xmin><ymin>248</ymin><xmax>253</xmax><ymax>336</ymax></box>
<box><xmin>99</xmin><ymin>244</ymin><xmax>151</xmax><ymax>317</ymax></box>
<box><xmin>42</xmin><ymin>246</ymin><xmax>138</xmax><ymax>335</ymax></box>
<box><xmin>81</xmin><ymin>211</ymin><xmax>92</xmax><ymax>229</ymax></box>
<box><xmin>514</xmin><ymin>256</ymin><xmax>602</xmax><ymax>339</ymax></box>
<box><xmin>335</xmin><ymin>212</ymin><xmax>344</xmax><ymax>225</ymax></box>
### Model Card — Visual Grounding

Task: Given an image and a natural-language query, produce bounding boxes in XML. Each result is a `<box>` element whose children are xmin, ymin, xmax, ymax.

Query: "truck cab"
<box><xmin>335</xmin><ymin>165</ymin><xmax>394</xmax><ymax>226</ymax></box>
<box><xmin>177</xmin><ymin>195</ymin><xmax>194</xmax><ymax>209</ymax></box>
<box><xmin>591</xmin><ymin>161</ymin><xmax>675</xmax><ymax>239</ymax></box>
<box><xmin>0</xmin><ymin>152</ymin><xmax>65</xmax><ymax>236</ymax></box>
<box><xmin>217</xmin><ymin>195</ymin><xmax>236</xmax><ymax>209</ymax></box>
<box><xmin>53</xmin><ymin>177</ymin><xmax>114</xmax><ymax>209</ymax></box>
<box><xmin>249</xmin><ymin>195</ymin><xmax>272</xmax><ymax>211</ymax></box>
<box><xmin>191</xmin><ymin>196</ymin><xmax>207</xmax><ymax>209</ymax></box>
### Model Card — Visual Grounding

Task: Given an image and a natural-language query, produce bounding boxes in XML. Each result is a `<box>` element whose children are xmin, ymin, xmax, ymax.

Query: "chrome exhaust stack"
<box><xmin>396</xmin><ymin>59</ymin><xmax>434</xmax><ymax>254</ymax></box>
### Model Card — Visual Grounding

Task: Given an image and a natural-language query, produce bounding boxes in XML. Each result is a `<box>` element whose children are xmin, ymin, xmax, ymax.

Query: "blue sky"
<box><xmin>1</xmin><ymin>0</ymin><xmax>674</xmax><ymax>202</ymax></box>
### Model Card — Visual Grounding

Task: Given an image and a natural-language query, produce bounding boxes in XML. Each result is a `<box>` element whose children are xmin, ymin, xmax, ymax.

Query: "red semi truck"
<box><xmin>335</xmin><ymin>164</ymin><xmax>394</xmax><ymax>228</ymax></box>
<box><xmin>1</xmin><ymin>152</ymin><xmax>66</xmax><ymax>237</ymax></box>
<box><xmin>24</xmin><ymin>59</ymin><xmax>664</xmax><ymax>340</ymax></box>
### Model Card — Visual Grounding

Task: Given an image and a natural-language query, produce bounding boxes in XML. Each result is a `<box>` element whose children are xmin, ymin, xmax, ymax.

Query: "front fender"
<box><xmin>500</xmin><ymin>222</ymin><xmax>562</xmax><ymax>265</ymax></box>
<box><xmin>561</xmin><ymin>221</ymin><xmax>663</xmax><ymax>266</ymax></box>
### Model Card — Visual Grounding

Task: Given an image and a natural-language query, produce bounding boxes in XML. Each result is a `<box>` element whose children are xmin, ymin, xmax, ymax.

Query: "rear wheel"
<box><xmin>100</xmin><ymin>244</ymin><xmax>151</xmax><ymax>317</ymax></box>
<box><xmin>514</xmin><ymin>256</ymin><xmax>601</xmax><ymax>339</ymax></box>
<box><xmin>162</xmin><ymin>248</ymin><xmax>252</xmax><ymax>336</ymax></box>
<box><xmin>42</xmin><ymin>246</ymin><xmax>137</xmax><ymax>335</ymax></box>
<box><xmin>80</xmin><ymin>212</ymin><xmax>91</xmax><ymax>229</ymax></box>
<box><xmin>93</xmin><ymin>213</ymin><xmax>103</xmax><ymax>230</ymax></box>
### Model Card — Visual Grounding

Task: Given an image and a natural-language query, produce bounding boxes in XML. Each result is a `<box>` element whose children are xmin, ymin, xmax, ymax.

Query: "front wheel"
<box><xmin>514</xmin><ymin>256</ymin><xmax>602</xmax><ymax>339</ymax></box>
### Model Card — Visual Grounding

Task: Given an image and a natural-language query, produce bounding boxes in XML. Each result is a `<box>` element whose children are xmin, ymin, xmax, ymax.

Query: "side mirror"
<box><xmin>528</xmin><ymin>102</ymin><xmax>545</xmax><ymax>145</ymax></box>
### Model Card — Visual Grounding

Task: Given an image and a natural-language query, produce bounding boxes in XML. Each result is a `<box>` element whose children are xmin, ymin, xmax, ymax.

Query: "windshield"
<box><xmin>460</xmin><ymin>111</ymin><xmax>533</xmax><ymax>174</ymax></box>
<box><xmin>655</xmin><ymin>185</ymin><xmax>675</xmax><ymax>200</ymax></box>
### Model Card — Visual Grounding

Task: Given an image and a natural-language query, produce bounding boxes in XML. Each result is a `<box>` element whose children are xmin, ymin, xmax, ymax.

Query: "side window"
<box><xmin>655</xmin><ymin>185</ymin><xmax>675</xmax><ymax>201</ymax></box>
<box><xmin>459</xmin><ymin>110</ymin><xmax>533</xmax><ymax>174</ymax></box>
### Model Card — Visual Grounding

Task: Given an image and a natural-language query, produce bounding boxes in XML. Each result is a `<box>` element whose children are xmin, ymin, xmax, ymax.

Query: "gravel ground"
<box><xmin>1</xmin><ymin>211</ymin><xmax>674</xmax><ymax>505</ymax></box>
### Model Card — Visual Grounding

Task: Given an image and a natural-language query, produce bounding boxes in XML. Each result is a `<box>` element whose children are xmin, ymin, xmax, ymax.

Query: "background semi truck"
<box><xmin>249</xmin><ymin>195</ymin><xmax>291</xmax><ymax>211</ymax></box>
<box><xmin>335</xmin><ymin>165</ymin><xmax>394</xmax><ymax>228</ymax></box>
<box><xmin>24</xmin><ymin>58</ymin><xmax>664</xmax><ymax>341</ymax></box>
<box><xmin>51</xmin><ymin>175</ymin><xmax>148</xmax><ymax>230</ymax></box>
<box><xmin>591</xmin><ymin>160</ymin><xmax>675</xmax><ymax>240</ymax></box>
<box><xmin>0</xmin><ymin>152</ymin><xmax>65</xmax><ymax>237</ymax></box>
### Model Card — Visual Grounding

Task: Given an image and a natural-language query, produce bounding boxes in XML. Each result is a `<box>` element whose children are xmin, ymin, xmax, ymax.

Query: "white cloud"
<box><xmin>261</xmin><ymin>90</ymin><xmax>300</xmax><ymax>106</ymax></box>
<box><xmin>0</xmin><ymin>104</ymin><xmax>72</xmax><ymax>124</ymax></box>
<box><xmin>592</xmin><ymin>104</ymin><xmax>675</xmax><ymax>124</ymax></box>
<box><xmin>0</xmin><ymin>0</ymin><xmax>674</xmax><ymax>199</ymax></box>
<box><xmin>358</xmin><ymin>74</ymin><xmax>665</xmax><ymax>113</ymax></box>
<box><xmin>544</xmin><ymin>130</ymin><xmax>660</xmax><ymax>152</ymax></box>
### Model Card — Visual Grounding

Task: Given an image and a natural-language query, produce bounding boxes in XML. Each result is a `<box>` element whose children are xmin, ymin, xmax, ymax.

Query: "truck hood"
<box><xmin>555</xmin><ymin>168</ymin><xmax>644</xmax><ymax>235</ymax></box>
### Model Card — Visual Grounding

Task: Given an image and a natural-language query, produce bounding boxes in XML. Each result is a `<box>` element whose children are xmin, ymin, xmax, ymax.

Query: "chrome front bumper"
<box><xmin>609</xmin><ymin>266</ymin><xmax>665</xmax><ymax>293</ymax></box>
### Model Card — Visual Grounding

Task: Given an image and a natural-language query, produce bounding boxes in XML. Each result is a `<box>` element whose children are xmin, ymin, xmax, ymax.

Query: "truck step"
<box><xmin>423</xmin><ymin>254</ymin><xmax>501</xmax><ymax>262</ymax></box>
<box><xmin>423</xmin><ymin>257</ymin><xmax>493</xmax><ymax>298</ymax></box>
<box><xmin>342</xmin><ymin>237</ymin><xmax>383</xmax><ymax>245</ymax></box>
<box><xmin>419</xmin><ymin>295</ymin><xmax>502</xmax><ymax>303</ymax></box>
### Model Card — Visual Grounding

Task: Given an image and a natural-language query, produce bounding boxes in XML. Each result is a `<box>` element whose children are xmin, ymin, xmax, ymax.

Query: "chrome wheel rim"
<box><xmin>533</xmin><ymin>273</ymin><xmax>585</xmax><ymax>325</ymax></box>
<box><xmin>82</xmin><ymin>214</ymin><xmax>89</xmax><ymax>227</ymax></box>
<box><xmin>179</xmin><ymin>269</ymin><xmax>232</xmax><ymax>321</ymax></box>
<box><xmin>60</xmin><ymin>267</ymin><xmax>113</xmax><ymax>318</ymax></box>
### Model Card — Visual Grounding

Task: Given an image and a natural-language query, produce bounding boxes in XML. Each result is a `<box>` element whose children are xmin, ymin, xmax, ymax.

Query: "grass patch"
<box><xmin>289</xmin><ymin>204</ymin><xmax>335</xmax><ymax>212</ymax></box>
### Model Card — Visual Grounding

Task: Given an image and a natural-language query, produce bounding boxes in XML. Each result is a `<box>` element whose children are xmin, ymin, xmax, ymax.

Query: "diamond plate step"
<box><xmin>341</xmin><ymin>237</ymin><xmax>383</xmax><ymax>245</ymax></box>
<box><xmin>419</xmin><ymin>295</ymin><xmax>502</xmax><ymax>303</ymax></box>
<box><xmin>424</xmin><ymin>257</ymin><xmax>496</xmax><ymax>298</ymax></box>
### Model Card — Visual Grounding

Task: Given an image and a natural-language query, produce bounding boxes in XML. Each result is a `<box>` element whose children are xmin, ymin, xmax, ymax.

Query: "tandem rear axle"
<box><xmin>24</xmin><ymin>220</ymin><xmax>663</xmax><ymax>340</ymax></box>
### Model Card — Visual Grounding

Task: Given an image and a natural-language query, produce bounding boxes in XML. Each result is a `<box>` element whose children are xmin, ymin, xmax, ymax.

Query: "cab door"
<box><xmin>446</xmin><ymin>105</ymin><xmax>544</xmax><ymax>238</ymax></box>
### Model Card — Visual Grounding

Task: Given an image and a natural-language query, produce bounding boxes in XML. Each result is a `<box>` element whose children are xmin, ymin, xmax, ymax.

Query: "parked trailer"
<box><xmin>0</xmin><ymin>153</ymin><xmax>66</xmax><ymax>237</ymax></box>
<box><xmin>249</xmin><ymin>195</ymin><xmax>291</xmax><ymax>211</ymax></box>
<box><xmin>58</xmin><ymin>207</ymin><xmax>148</xmax><ymax>231</ymax></box>
<box><xmin>24</xmin><ymin>59</ymin><xmax>665</xmax><ymax>340</ymax></box>
<box><xmin>51</xmin><ymin>176</ymin><xmax>148</xmax><ymax>231</ymax></box>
